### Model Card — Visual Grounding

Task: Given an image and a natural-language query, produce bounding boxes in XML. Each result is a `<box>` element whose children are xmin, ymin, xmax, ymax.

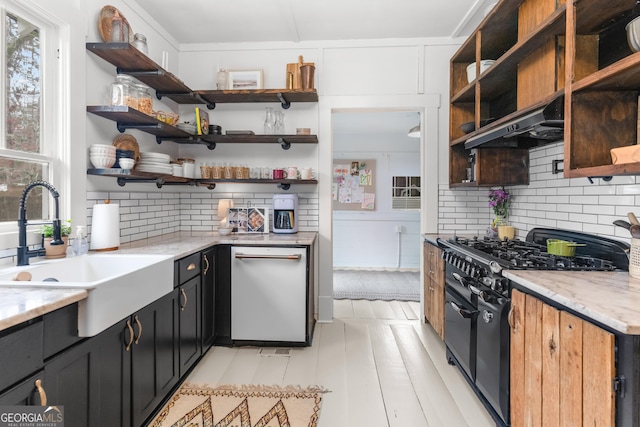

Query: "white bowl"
<box><xmin>626</xmin><ymin>16</ymin><xmax>640</xmax><ymax>52</ymax></box>
<box><xmin>90</xmin><ymin>155</ymin><xmax>116</xmax><ymax>169</ymax></box>
<box><xmin>466</xmin><ymin>60</ymin><xmax>495</xmax><ymax>83</ymax></box>
<box><xmin>118</xmin><ymin>158</ymin><xmax>135</xmax><ymax>170</ymax></box>
<box><xmin>89</xmin><ymin>144</ymin><xmax>116</xmax><ymax>153</ymax></box>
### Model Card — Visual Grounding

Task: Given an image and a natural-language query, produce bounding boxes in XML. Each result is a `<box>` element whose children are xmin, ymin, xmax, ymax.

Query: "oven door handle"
<box><xmin>449</xmin><ymin>301</ymin><xmax>477</xmax><ymax>319</ymax></box>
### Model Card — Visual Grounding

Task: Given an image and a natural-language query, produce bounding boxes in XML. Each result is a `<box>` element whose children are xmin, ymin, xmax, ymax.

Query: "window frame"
<box><xmin>0</xmin><ymin>1</ymin><xmax>63</xmax><ymax>241</ymax></box>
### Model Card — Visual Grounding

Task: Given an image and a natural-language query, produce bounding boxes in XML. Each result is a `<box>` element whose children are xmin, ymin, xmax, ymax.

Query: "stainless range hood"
<box><xmin>464</xmin><ymin>96</ymin><xmax>564</xmax><ymax>150</ymax></box>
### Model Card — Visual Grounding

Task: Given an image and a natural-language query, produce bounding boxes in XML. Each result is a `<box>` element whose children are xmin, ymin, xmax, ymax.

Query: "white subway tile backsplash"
<box><xmin>438</xmin><ymin>142</ymin><xmax>640</xmax><ymax>240</ymax></box>
<box><xmin>86</xmin><ymin>191</ymin><xmax>319</xmax><ymax>245</ymax></box>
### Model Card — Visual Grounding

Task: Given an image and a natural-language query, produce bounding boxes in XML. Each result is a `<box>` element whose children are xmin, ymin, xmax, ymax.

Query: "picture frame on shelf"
<box><xmin>227</xmin><ymin>206</ymin><xmax>269</xmax><ymax>233</ymax></box>
<box><xmin>227</xmin><ymin>69</ymin><xmax>264</xmax><ymax>90</ymax></box>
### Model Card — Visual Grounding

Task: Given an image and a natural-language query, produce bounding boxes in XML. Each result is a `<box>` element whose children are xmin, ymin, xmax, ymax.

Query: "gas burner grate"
<box><xmin>448</xmin><ymin>235</ymin><xmax>619</xmax><ymax>271</ymax></box>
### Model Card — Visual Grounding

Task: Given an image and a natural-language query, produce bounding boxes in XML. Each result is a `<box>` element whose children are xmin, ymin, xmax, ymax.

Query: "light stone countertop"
<box><xmin>113</xmin><ymin>231</ymin><xmax>317</xmax><ymax>260</ymax></box>
<box><xmin>503</xmin><ymin>270</ymin><xmax>640</xmax><ymax>335</ymax></box>
<box><xmin>0</xmin><ymin>288</ymin><xmax>87</xmax><ymax>331</ymax></box>
<box><xmin>0</xmin><ymin>231</ymin><xmax>317</xmax><ymax>332</ymax></box>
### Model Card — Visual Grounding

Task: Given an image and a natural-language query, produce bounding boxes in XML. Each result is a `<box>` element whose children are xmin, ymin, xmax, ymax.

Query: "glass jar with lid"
<box><xmin>109</xmin><ymin>74</ymin><xmax>135</xmax><ymax>107</ymax></box>
<box><xmin>133</xmin><ymin>83</ymin><xmax>153</xmax><ymax>115</ymax></box>
<box><xmin>132</xmin><ymin>33</ymin><xmax>148</xmax><ymax>56</ymax></box>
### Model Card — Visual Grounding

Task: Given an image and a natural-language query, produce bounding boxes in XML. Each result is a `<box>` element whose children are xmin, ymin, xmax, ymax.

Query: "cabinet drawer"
<box><xmin>0</xmin><ymin>321</ymin><xmax>44</xmax><ymax>392</ymax></box>
<box><xmin>177</xmin><ymin>252</ymin><xmax>201</xmax><ymax>284</ymax></box>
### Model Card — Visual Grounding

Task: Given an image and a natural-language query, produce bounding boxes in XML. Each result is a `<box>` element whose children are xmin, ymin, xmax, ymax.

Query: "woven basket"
<box><xmin>630</xmin><ymin>238</ymin><xmax>640</xmax><ymax>279</ymax></box>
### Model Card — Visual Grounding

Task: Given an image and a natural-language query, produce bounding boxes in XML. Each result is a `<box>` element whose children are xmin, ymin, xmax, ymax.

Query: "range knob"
<box><xmin>492</xmin><ymin>278</ymin><xmax>506</xmax><ymax>293</ymax></box>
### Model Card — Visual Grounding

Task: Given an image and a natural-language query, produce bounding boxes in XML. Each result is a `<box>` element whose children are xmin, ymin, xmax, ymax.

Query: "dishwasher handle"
<box><xmin>234</xmin><ymin>253</ymin><xmax>302</xmax><ymax>260</ymax></box>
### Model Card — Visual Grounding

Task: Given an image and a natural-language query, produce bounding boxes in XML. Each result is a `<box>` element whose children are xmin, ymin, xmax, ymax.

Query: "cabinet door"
<box><xmin>423</xmin><ymin>241</ymin><xmax>445</xmax><ymax>339</ymax></box>
<box><xmin>131</xmin><ymin>290</ymin><xmax>179</xmax><ymax>427</ymax></box>
<box><xmin>202</xmin><ymin>247</ymin><xmax>216</xmax><ymax>350</ymax></box>
<box><xmin>91</xmin><ymin>318</ymin><xmax>132</xmax><ymax>427</ymax></box>
<box><xmin>43</xmin><ymin>338</ymin><xmax>95</xmax><ymax>427</ymax></box>
<box><xmin>509</xmin><ymin>289</ymin><xmax>615</xmax><ymax>427</ymax></box>
<box><xmin>179</xmin><ymin>275</ymin><xmax>202</xmax><ymax>377</ymax></box>
<box><xmin>0</xmin><ymin>372</ymin><xmax>44</xmax><ymax>406</ymax></box>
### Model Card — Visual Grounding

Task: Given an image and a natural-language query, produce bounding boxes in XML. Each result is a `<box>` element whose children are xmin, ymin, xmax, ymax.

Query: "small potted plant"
<box><xmin>41</xmin><ymin>219</ymin><xmax>72</xmax><ymax>259</ymax></box>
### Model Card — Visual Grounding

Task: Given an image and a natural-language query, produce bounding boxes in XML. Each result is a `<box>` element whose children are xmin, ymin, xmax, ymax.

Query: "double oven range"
<box><xmin>436</xmin><ymin>228</ymin><xmax>630</xmax><ymax>427</ymax></box>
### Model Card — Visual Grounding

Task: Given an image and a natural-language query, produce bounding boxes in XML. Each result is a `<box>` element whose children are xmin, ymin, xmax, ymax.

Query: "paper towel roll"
<box><xmin>90</xmin><ymin>203</ymin><xmax>120</xmax><ymax>251</ymax></box>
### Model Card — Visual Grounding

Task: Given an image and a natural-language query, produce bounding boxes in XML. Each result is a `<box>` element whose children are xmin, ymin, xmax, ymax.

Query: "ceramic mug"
<box><xmin>286</xmin><ymin>166</ymin><xmax>298</xmax><ymax>179</ymax></box>
<box><xmin>273</xmin><ymin>168</ymin><xmax>285</xmax><ymax>179</ymax></box>
<box><xmin>300</xmin><ymin>167</ymin><xmax>316</xmax><ymax>180</ymax></box>
<box><xmin>261</xmin><ymin>166</ymin><xmax>271</xmax><ymax>179</ymax></box>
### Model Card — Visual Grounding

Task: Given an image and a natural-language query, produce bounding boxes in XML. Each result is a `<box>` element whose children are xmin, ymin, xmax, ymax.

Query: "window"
<box><xmin>392</xmin><ymin>176</ymin><xmax>421</xmax><ymax>210</ymax></box>
<box><xmin>0</xmin><ymin>5</ymin><xmax>57</xmax><ymax>227</ymax></box>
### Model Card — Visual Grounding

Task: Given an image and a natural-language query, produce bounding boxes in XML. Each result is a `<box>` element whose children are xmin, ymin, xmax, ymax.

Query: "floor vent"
<box><xmin>258</xmin><ymin>348</ymin><xmax>292</xmax><ymax>357</ymax></box>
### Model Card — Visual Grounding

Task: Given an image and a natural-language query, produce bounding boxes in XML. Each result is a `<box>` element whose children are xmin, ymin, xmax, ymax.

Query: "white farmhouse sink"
<box><xmin>0</xmin><ymin>254</ymin><xmax>174</xmax><ymax>336</ymax></box>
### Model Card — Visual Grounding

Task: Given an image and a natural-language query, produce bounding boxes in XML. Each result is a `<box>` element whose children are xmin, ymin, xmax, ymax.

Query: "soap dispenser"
<box><xmin>72</xmin><ymin>225</ymin><xmax>89</xmax><ymax>256</ymax></box>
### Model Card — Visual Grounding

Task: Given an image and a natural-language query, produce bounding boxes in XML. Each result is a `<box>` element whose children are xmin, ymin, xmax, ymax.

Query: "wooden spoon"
<box><xmin>628</xmin><ymin>212</ymin><xmax>640</xmax><ymax>225</ymax></box>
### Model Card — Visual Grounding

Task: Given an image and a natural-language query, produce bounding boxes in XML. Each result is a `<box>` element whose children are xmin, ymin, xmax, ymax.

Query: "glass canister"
<box><xmin>264</xmin><ymin>107</ymin><xmax>275</xmax><ymax>135</ymax></box>
<box><xmin>133</xmin><ymin>83</ymin><xmax>153</xmax><ymax>115</ymax></box>
<box><xmin>109</xmin><ymin>74</ymin><xmax>134</xmax><ymax>107</ymax></box>
<box><xmin>132</xmin><ymin>33</ymin><xmax>148</xmax><ymax>55</ymax></box>
<box><xmin>274</xmin><ymin>111</ymin><xmax>285</xmax><ymax>134</ymax></box>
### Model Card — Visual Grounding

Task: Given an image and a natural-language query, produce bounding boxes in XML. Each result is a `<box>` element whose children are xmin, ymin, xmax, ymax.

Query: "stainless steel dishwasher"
<box><xmin>230</xmin><ymin>246</ymin><xmax>307</xmax><ymax>342</ymax></box>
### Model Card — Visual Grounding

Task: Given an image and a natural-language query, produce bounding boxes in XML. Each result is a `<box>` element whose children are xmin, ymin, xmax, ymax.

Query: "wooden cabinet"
<box><xmin>564</xmin><ymin>1</ymin><xmax>640</xmax><ymax>178</ymax></box>
<box><xmin>510</xmin><ymin>289</ymin><xmax>615</xmax><ymax>427</ymax></box>
<box><xmin>423</xmin><ymin>241</ymin><xmax>445</xmax><ymax>339</ymax></box>
<box><xmin>448</xmin><ymin>0</ymin><xmax>566</xmax><ymax>187</ymax></box>
<box><xmin>451</xmin><ymin>0</ymin><xmax>640</xmax><ymax>183</ymax></box>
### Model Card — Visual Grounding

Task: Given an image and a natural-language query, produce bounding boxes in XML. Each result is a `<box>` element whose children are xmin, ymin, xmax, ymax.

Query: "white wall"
<box><xmin>333</xmin><ymin>126</ymin><xmax>421</xmax><ymax>270</ymax></box>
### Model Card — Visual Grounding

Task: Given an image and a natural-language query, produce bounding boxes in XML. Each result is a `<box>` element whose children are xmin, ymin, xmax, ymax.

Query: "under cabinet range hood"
<box><xmin>464</xmin><ymin>96</ymin><xmax>564</xmax><ymax>150</ymax></box>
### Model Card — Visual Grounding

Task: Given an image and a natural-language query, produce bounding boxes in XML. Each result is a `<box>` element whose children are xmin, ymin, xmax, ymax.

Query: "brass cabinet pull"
<box><xmin>203</xmin><ymin>254</ymin><xmax>209</xmax><ymax>275</ymax></box>
<box><xmin>187</xmin><ymin>263</ymin><xmax>196</xmax><ymax>270</ymax></box>
<box><xmin>180</xmin><ymin>288</ymin><xmax>187</xmax><ymax>311</ymax></box>
<box><xmin>134</xmin><ymin>315</ymin><xmax>142</xmax><ymax>344</ymax></box>
<box><xmin>35</xmin><ymin>379</ymin><xmax>47</xmax><ymax>406</ymax></box>
<box><xmin>125</xmin><ymin>319</ymin><xmax>134</xmax><ymax>351</ymax></box>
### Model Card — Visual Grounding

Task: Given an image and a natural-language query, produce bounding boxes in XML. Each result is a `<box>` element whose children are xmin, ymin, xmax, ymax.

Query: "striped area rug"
<box><xmin>149</xmin><ymin>383</ymin><xmax>326</xmax><ymax>427</ymax></box>
<box><xmin>333</xmin><ymin>269</ymin><xmax>420</xmax><ymax>302</ymax></box>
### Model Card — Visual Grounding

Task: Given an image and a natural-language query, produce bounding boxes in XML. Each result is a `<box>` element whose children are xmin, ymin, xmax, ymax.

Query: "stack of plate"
<box><xmin>135</xmin><ymin>152</ymin><xmax>173</xmax><ymax>175</ymax></box>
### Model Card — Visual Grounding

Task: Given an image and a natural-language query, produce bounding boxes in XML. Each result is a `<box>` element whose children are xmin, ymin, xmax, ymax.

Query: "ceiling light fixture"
<box><xmin>408</xmin><ymin>125</ymin><xmax>421</xmax><ymax>138</ymax></box>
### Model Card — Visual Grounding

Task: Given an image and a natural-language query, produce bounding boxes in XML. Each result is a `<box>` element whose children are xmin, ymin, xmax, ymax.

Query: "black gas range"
<box><xmin>435</xmin><ymin>228</ymin><xmax>630</xmax><ymax>427</ymax></box>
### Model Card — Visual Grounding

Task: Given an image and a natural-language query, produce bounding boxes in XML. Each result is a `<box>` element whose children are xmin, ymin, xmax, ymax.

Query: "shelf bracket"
<box><xmin>206</xmin><ymin>142</ymin><xmax>216</xmax><ymax>150</ymax></box>
<box><xmin>277</xmin><ymin>92</ymin><xmax>291</xmax><ymax>110</ymax></box>
<box><xmin>117</xmin><ymin>69</ymin><xmax>165</xmax><ymax>78</ymax></box>
<box><xmin>206</xmin><ymin>102</ymin><xmax>216</xmax><ymax>110</ymax></box>
<box><xmin>278</xmin><ymin>138</ymin><xmax>291</xmax><ymax>150</ymax></box>
<box><xmin>201</xmin><ymin>182</ymin><xmax>216</xmax><ymax>190</ymax></box>
<box><xmin>117</xmin><ymin>177</ymin><xmax>127</xmax><ymax>187</ymax></box>
<box><xmin>154</xmin><ymin>90</ymin><xmax>195</xmax><ymax>101</ymax></box>
<box><xmin>587</xmin><ymin>176</ymin><xmax>613</xmax><ymax>184</ymax></box>
<box><xmin>155</xmin><ymin>178</ymin><xmax>165</xmax><ymax>188</ymax></box>
<box><xmin>278</xmin><ymin>183</ymin><xmax>291</xmax><ymax>190</ymax></box>
<box><xmin>116</xmin><ymin>123</ymin><xmax>162</xmax><ymax>133</ymax></box>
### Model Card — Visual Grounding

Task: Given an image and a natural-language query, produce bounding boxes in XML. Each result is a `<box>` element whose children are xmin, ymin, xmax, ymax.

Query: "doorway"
<box><xmin>331</xmin><ymin>109</ymin><xmax>422</xmax><ymax>301</ymax></box>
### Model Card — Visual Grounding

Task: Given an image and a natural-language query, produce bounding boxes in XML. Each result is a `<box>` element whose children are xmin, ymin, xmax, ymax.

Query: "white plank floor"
<box><xmin>186</xmin><ymin>299</ymin><xmax>495</xmax><ymax>427</ymax></box>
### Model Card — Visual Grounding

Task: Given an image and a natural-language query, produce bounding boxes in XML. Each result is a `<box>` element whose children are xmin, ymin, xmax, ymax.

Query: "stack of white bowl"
<box><xmin>89</xmin><ymin>144</ymin><xmax>116</xmax><ymax>169</ymax></box>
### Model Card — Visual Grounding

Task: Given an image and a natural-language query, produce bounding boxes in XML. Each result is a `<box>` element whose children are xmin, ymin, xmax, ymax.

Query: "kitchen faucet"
<box><xmin>16</xmin><ymin>180</ymin><xmax>63</xmax><ymax>266</ymax></box>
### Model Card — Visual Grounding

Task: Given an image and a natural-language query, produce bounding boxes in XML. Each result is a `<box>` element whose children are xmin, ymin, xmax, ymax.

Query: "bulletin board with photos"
<box><xmin>332</xmin><ymin>159</ymin><xmax>376</xmax><ymax>211</ymax></box>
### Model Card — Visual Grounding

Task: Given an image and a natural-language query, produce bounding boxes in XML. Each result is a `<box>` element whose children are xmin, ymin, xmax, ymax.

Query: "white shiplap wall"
<box><xmin>438</xmin><ymin>141</ymin><xmax>639</xmax><ymax>243</ymax></box>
